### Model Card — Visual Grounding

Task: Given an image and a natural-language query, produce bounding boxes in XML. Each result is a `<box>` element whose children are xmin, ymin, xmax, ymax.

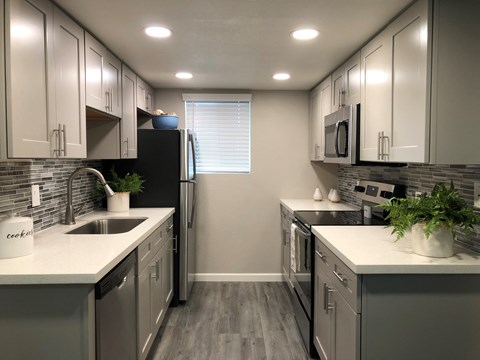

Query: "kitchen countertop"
<box><xmin>280</xmin><ymin>198</ymin><xmax>360</xmax><ymax>213</ymax></box>
<box><xmin>0</xmin><ymin>208</ymin><xmax>174</xmax><ymax>285</ymax></box>
<box><xmin>312</xmin><ymin>226</ymin><xmax>480</xmax><ymax>274</ymax></box>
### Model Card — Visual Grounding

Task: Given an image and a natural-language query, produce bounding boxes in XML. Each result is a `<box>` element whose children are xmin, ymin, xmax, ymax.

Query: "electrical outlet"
<box><xmin>475</xmin><ymin>183</ymin><xmax>480</xmax><ymax>208</ymax></box>
<box><xmin>31</xmin><ymin>185</ymin><xmax>40</xmax><ymax>207</ymax></box>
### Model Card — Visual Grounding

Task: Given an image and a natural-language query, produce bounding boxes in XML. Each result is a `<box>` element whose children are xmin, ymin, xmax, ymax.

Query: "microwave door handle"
<box><xmin>339</xmin><ymin>121</ymin><xmax>349</xmax><ymax>157</ymax></box>
<box><xmin>334</xmin><ymin>121</ymin><xmax>341</xmax><ymax>157</ymax></box>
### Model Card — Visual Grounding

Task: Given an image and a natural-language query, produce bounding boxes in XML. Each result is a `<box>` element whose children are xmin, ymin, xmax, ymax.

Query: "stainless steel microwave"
<box><xmin>323</xmin><ymin>104</ymin><xmax>359</xmax><ymax>164</ymax></box>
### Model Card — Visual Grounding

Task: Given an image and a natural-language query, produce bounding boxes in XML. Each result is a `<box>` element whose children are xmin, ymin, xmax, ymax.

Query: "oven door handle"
<box><xmin>294</xmin><ymin>225</ymin><xmax>310</xmax><ymax>238</ymax></box>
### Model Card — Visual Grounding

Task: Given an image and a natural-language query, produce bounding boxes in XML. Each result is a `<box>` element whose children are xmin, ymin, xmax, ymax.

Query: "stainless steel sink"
<box><xmin>67</xmin><ymin>217</ymin><xmax>147</xmax><ymax>235</ymax></box>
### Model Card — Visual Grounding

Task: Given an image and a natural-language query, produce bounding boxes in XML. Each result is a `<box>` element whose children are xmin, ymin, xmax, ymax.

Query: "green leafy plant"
<box><xmin>97</xmin><ymin>168</ymin><xmax>145</xmax><ymax>195</ymax></box>
<box><xmin>379</xmin><ymin>182</ymin><xmax>480</xmax><ymax>240</ymax></box>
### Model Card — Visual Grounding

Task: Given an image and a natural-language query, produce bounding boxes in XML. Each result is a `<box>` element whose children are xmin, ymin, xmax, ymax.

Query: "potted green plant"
<box><xmin>98</xmin><ymin>168</ymin><xmax>145</xmax><ymax>212</ymax></box>
<box><xmin>379</xmin><ymin>182</ymin><xmax>480</xmax><ymax>258</ymax></box>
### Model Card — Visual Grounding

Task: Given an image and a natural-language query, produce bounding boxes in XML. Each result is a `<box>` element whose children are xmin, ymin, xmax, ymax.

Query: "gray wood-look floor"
<box><xmin>148</xmin><ymin>282</ymin><xmax>314</xmax><ymax>360</ymax></box>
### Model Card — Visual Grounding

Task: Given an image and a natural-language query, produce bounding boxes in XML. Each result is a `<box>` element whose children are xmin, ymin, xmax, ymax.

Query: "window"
<box><xmin>183</xmin><ymin>93</ymin><xmax>251</xmax><ymax>174</ymax></box>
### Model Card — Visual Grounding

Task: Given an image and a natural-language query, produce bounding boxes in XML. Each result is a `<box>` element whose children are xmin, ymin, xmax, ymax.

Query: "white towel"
<box><xmin>290</xmin><ymin>223</ymin><xmax>298</xmax><ymax>273</ymax></box>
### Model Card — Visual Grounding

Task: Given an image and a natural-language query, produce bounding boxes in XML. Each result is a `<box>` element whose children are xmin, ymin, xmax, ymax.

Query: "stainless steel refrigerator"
<box><xmin>104</xmin><ymin>129</ymin><xmax>197</xmax><ymax>304</ymax></box>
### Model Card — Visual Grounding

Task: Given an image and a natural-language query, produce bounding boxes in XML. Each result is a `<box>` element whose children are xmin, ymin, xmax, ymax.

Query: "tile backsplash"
<box><xmin>338</xmin><ymin>164</ymin><xmax>480</xmax><ymax>252</ymax></box>
<box><xmin>0</xmin><ymin>159</ymin><xmax>103</xmax><ymax>232</ymax></box>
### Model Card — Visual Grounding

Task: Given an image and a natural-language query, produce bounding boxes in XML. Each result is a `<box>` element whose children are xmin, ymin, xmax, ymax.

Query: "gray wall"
<box><xmin>155</xmin><ymin>89</ymin><xmax>338</xmax><ymax>275</ymax></box>
<box><xmin>337</xmin><ymin>164</ymin><xmax>480</xmax><ymax>252</ymax></box>
<box><xmin>0</xmin><ymin>159</ymin><xmax>102</xmax><ymax>231</ymax></box>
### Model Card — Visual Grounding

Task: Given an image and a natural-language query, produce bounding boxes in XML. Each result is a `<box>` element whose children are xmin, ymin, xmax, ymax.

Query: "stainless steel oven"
<box><xmin>290</xmin><ymin>180</ymin><xmax>405</xmax><ymax>358</ymax></box>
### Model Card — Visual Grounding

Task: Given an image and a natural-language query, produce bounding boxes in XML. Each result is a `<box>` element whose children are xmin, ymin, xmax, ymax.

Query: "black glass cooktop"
<box><xmin>294</xmin><ymin>210</ymin><xmax>386</xmax><ymax>229</ymax></box>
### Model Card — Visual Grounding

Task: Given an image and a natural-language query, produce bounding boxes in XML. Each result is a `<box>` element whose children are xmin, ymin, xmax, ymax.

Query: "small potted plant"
<box><xmin>379</xmin><ymin>182</ymin><xmax>480</xmax><ymax>258</ymax></box>
<box><xmin>98</xmin><ymin>168</ymin><xmax>145</xmax><ymax>212</ymax></box>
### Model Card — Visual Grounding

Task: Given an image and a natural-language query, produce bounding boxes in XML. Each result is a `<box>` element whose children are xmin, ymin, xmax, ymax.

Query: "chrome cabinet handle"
<box><xmin>315</xmin><ymin>250</ymin><xmax>326</xmax><ymax>262</ymax></box>
<box><xmin>110</xmin><ymin>88</ymin><xmax>114</xmax><ymax>113</ymax></box>
<box><xmin>377</xmin><ymin>132</ymin><xmax>382</xmax><ymax>160</ymax></box>
<box><xmin>150</xmin><ymin>260</ymin><xmax>160</xmax><ymax>280</ymax></box>
<box><xmin>383</xmin><ymin>134</ymin><xmax>390</xmax><ymax>160</ymax></box>
<box><xmin>105</xmin><ymin>90</ymin><xmax>110</xmax><ymax>112</ymax></box>
<box><xmin>333</xmin><ymin>269</ymin><xmax>347</xmax><ymax>283</ymax></box>
<box><xmin>62</xmin><ymin>124</ymin><xmax>67</xmax><ymax>156</ymax></box>
<box><xmin>123</xmin><ymin>138</ymin><xmax>129</xmax><ymax>157</ymax></box>
<box><xmin>169</xmin><ymin>235</ymin><xmax>178</xmax><ymax>253</ymax></box>
<box><xmin>324</xmin><ymin>283</ymin><xmax>335</xmax><ymax>312</ymax></box>
<box><xmin>52</xmin><ymin>127</ymin><xmax>60</xmax><ymax>156</ymax></box>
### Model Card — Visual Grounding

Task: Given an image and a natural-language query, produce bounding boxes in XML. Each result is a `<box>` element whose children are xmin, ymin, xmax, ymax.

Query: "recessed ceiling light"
<box><xmin>176</xmin><ymin>72</ymin><xmax>193</xmax><ymax>79</ymax></box>
<box><xmin>145</xmin><ymin>26</ymin><xmax>172</xmax><ymax>38</ymax></box>
<box><xmin>292</xmin><ymin>29</ymin><xmax>319</xmax><ymax>40</ymax></box>
<box><xmin>273</xmin><ymin>73</ymin><xmax>290</xmax><ymax>81</ymax></box>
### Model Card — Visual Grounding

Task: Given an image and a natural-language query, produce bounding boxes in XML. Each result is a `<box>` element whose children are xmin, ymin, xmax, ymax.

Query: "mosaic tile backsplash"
<box><xmin>0</xmin><ymin>159</ymin><xmax>103</xmax><ymax>232</ymax></box>
<box><xmin>338</xmin><ymin>164</ymin><xmax>480</xmax><ymax>252</ymax></box>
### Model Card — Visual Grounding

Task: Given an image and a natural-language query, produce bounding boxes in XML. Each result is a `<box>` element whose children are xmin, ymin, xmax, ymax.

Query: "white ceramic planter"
<box><xmin>411</xmin><ymin>223</ymin><xmax>454</xmax><ymax>258</ymax></box>
<box><xmin>107</xmin><ymin>192</ymin><xmax>130</xmax><ymax>212</ymax></box>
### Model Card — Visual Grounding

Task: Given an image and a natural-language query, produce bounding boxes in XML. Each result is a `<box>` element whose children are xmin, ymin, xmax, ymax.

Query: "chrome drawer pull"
<box><xmin>333</xmin><ymin>270</ymin><xmax>347</xmax><ymax>283</ymax></box>
<box><xmin>315</xmin><ymin>250</ymin><xmax>326</xmax><ymax>261</ymax></box>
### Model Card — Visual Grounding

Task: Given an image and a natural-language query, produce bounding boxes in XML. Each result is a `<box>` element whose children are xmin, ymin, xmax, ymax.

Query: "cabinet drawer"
<box><xmin>330</xmin><ymin>256</ymin><xmax>360</xmax><ymax>312</ymax></box>
<box><xmin>316</xmin><ymin>237</ymin><xmax>360</xmax><ymax>312</ymax></box>
<box><xmin>137</xmin><ymin>226</ymin><xmax>161</xmax><ymax>274</ymax></box>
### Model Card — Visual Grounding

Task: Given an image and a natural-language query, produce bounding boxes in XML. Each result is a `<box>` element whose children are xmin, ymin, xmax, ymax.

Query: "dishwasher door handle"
<box><xmin>117</xmin><ymin>276</ymin><xmax>128</xmax><ymax>289</ymax></box>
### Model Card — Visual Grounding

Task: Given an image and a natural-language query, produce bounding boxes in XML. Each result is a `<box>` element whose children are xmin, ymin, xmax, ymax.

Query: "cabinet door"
<box><xmin>331</xmin><ymin>67</ymin><xmax>344</xmax><ymax>111</ymax></box>
<box><xmin>332</xmin><ymin>291</ymin><xmax>360</xmax><ymax>360</ymax></box>
<box><xmin>53</xmin><ymin>6</ymin><xmax>86</xmax><ymax>158</ymax></box>
<box><xmin>314</xmin><ymin>256</ymin><xmax>333</xmax><ymax>360</ymax></box>
<box><xmin>162</xmin><ymin>237</ymin><xmax>174</xmax><ymax>309</ymax></box>
<box><xmin>105</xmin><ymin>53</ymin><xmax>122</xmax><ymax>118</ymax></box>
<box><xmin>85</xmin><ymin>32</ymin><xmax>107</xmax><ymax>112</ymax></box>
<box><xmin>137</xmin><ymin>267</ymin><xmax>153</xmax><ymax>360</ymax></box>
<box><xmin>388</xmin><ymin>0</ymin><xmax>429</xmax><ymax>163</ymax></box>
<box><xmin>360</xmin><ymin>30</ymin><xmax>392</xmax><ymax>162</ymax></box>
<box><xmin>150</xmin><ymin>251</ymin><xmax>163</xmax><ymax>336</ymax></box>
<box><xmin>344</xmin><ymin>52</ymin><xmax>361</xmax><ymax>106</ymax></box>
<box><xmin>6</xmin><ymin>0</ymin><xmax>55</xmax><ymax>158</ymax></box>
<box><xmin>310</xmin><ymin>76</ymin><xmax>331</xmax><ymax>161</ymax></box>
<box><xmin>121</xmin><ymin>65</ymin><xmax>137</xmax><ymax>158</ymax></box>
<box><xmin>136</xmin><ymin>76</ymin><xmax>147</xmax><ymax>111</ymax></box>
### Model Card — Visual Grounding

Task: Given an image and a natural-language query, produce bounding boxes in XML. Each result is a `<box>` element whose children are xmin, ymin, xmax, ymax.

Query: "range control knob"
<box><xmin>380</xmin><ymin>190</ymin><xmax>393</xmax><ymax>199</ymax></box>
<box><xmin>354</xmin><ymin>185</ymin><xmax>366</xmax><ymax>193</ymax></box>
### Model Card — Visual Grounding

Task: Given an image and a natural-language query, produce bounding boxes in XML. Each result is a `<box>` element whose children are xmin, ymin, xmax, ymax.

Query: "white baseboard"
<box><xmin>194</xmin><ymin>273</ymin><xmax>283</xmax><ymax>282</ymax></box>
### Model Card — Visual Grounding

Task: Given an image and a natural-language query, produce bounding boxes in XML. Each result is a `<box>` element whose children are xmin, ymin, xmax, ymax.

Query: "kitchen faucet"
<box><xmin>65</xmin><ymin>167</ymin><xmax>115</xmax><ymax>225</ymax></box>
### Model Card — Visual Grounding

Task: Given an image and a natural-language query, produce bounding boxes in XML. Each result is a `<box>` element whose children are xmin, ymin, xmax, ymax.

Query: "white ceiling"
<box><xmin>53</xmin><ymin>0</ymin><xmax>413</xmax><ymax>90</ymax></box>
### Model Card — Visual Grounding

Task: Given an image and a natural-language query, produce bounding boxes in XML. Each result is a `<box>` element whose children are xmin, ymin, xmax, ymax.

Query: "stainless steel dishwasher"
<box><xmin>95</xmin><ymin>251</ymin><xmax>136</xmax><ymax>360</ymax></box>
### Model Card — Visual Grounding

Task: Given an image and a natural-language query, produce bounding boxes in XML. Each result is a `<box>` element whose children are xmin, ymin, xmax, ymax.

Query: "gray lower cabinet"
<box><xmin>314</xmin><ymin>239</ymin><xmax>360</xmax><ymax>360</ymax></box>
<box><xmin>136</xmin><ymin>215</ymin><xmax>174</xmax><ymax>360</ymax></box>
<box><xmin>314</xmin><ymin>236</ymin><xmax>480</xmax><ymax>360</ymax></box>
<box><xmin>280</xmin><ymin>205</ymin><xmax>294</xmax><ymax>292</ymax></box>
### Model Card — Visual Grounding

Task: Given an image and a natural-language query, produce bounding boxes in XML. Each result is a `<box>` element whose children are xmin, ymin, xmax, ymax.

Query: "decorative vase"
<box><xmin>313</xmin><ymin>188</ymin><xmax>323</xmax><ymax>201</ymax></box>
<box><xmin>411</xmin><ymin>223</ymin><xmax>454</xmax><ymax>258</ymax></box>
<box><xmin>107</xmin><ymin>192</ymin><xmax>130</xmax><ymax>212</ymax></box>
<box><xmin>330</xmin><ymin>189</ymin><xmax>341</xmax><ymax>203</ymax></box>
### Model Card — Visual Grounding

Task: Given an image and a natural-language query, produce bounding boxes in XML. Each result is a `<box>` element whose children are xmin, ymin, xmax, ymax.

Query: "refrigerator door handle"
<box><xmin>189</xmin><ymin>133</ymin><xmax>197</xmax><ymax>181</ymax></box>
<box><xmin>188</xmin><ymin>180</ymin><xmax>196</xmax><ymax>228</ymax></box>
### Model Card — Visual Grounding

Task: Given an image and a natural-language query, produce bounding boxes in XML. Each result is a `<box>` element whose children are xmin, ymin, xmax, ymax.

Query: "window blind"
<box><xmin>184</xmin><ymin>96</ymin><xmax>251</xmax><ymax>173</ymax></box>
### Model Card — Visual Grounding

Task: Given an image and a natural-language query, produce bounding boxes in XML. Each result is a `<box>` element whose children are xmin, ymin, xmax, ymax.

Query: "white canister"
<box><xmin>0</xmin><ymin>214</ymin><xmax>34</xmax><ymax>259</ymax></box>
<box><xmin>313</xmin><ymin>188</ymin><xmax>323</xmax><ymax>201</ymax></box>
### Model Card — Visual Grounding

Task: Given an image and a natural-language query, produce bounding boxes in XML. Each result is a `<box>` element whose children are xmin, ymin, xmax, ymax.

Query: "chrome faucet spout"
<box><xmin>65</xmin><ymin>167</ymin><xmax>115</xmax><ymax>225</ymax></box>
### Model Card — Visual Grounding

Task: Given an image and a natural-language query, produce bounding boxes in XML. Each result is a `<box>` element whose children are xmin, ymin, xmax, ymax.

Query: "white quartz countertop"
<box><xmin>280</xmin><ymin>199</ymin><xmax>360</xmax><ymax>213</ymax></box>
<box><xmin>312</xmin><ymin>226</ymin><xmax>480</xmax><ymax>274</ymax></box>
<box><xmin>0</xmin><ymin>208</ymin><xmax>174</xmax><ymax>285</ymax></box>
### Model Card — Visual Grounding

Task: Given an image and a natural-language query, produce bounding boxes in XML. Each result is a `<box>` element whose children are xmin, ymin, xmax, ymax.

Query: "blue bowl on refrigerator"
<box><xmin>152</xmin><ymin>115</ymin><xmax>179</xmax><ymax>129</ymax></box>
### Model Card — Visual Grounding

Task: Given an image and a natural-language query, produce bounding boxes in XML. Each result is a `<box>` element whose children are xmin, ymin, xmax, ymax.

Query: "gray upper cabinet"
<box><xmin>136</xmin><ymin>76</ymin><xmax>154</xmax><ymax>114</ymax></box>
<box><xmin>85</xmin><ymin>32</ymin><xmax>122</xmax><ymax>118</ymax></box>
<box><xmin>360</xmin><ymin>0</ymin><xmax>429</xmax><ymax>163</ymax></box>
<box><xmin>332</xmin><ymin>52</ymin><xmax>360</xmax><ymax>111</ymax></box>
<box><xmin>5</xmin><ymin>0</ymin><xmax>86</xmax><ymax>159</ymax></box>
<box><xmin>121</xmin><ymin>65</ymin><xmax>138</xmax><ymax>158</ymax></box>
<box><xmin>309</xmin><ymin>76</ymin><xmax>332</xmax><ymax>161</ymax></box>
